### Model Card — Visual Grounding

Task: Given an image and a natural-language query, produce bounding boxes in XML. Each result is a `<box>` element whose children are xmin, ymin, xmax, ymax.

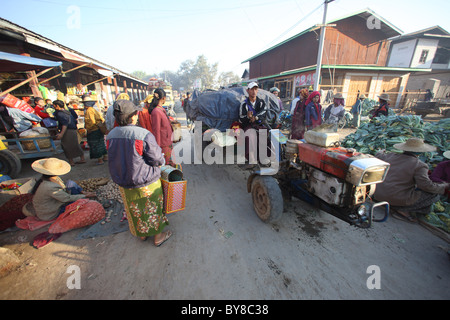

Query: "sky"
<box><xmin>1</xmin><ymin>0</ymin><xmax>450</xmax><ymax>79</ymax></box>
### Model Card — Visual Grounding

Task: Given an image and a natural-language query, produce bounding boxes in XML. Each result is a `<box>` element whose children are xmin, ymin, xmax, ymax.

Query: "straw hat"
<box><xmin>443</xmin><ymin>151</ymin><xmax>450</xmax><ymax>159</ymax></box>
<box><xmin>378</xmin><ymin>93</ymin><xmax>390</xmax><ymax>101</ymax></box>
<box><xmin>31</xmin><ymin>158</ymin><xmax>71</xmax><ymax>176</ymax></box>
<box><xmin>394</xmin><ymin>138</ymin><xmax>436</xmax><ymax>153</ymax></box>
<box><xmin>359</xmin><ymin>94</ymin><xmax>366</xmax><ymax>99</ymax></box>
<box><xmin>333</xmin><ymin>92</ymin><xmax>344</xmax><ymax>99</ymax></box>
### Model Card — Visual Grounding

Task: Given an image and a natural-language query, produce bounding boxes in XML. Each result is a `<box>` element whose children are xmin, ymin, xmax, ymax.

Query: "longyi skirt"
<box><xmin>119</xmin><ymin>179</ymin><xmax>168</xmax><ymax>238</ymax></box>
<box><xmin>61</xmin><ymin>128</ymin><xmax>84</xmax><ymax>160</ymax></box>
<box><xmin>86</xmin><ymin>129</ymin><xmax>107</xmax><ymax>159</ymax></box>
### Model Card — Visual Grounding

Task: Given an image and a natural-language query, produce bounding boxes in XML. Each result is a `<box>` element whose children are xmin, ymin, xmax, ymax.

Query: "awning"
<box><xmin>0</xmin><ymin>51</ymin><xmax>62</xmax><ymax>72</ymax></box>
<box><xmin>60</xmin><ymin>49</ymin><xmax>112</xmax><ymax>71</ymax></box>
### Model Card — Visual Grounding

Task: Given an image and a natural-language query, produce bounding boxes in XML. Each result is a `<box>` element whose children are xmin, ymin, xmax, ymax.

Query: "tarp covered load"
<box><xmin>186</xmin><ymin>87</ymin><xmax>281</xmax><ymax>131</ymax></box>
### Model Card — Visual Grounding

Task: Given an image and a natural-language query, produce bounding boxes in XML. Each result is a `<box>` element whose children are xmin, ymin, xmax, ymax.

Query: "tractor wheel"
<box><xmin>251</xmin><ymin>175</ymin><xmax>283</xmax><ymax>223</ymax></box>
<box><xmin>0</xmin><ymin>149</ymin><xmax>21</xmax><ymax>178</ymax></box>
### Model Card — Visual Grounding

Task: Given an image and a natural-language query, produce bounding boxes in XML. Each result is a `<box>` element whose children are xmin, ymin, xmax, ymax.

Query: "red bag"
<box><xmin>48</xmin><ymin>199</ymin><xmax>105</xmax><ymax>234</ymax></box>
<box><xmin>0</xmin><ymin>94</ymin><xmax>35</xmax><ymax>113</ymax></box>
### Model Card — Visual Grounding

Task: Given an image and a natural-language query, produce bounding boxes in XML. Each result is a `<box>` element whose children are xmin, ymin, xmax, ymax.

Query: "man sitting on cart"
<box><xmin>238</xmin><ymin>82</ymin><xmax>268</xmax><ymax>165</ymax></box>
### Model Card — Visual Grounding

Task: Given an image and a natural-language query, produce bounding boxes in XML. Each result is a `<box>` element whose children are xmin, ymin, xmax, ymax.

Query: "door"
<box><xmin>347</xmin><ymin>76</ymin><xmax>371</xmax><ymax>107</ymax></box>
<box><xmin>381</xmin><ymin>77</ymin><xmax>401</xmax><ymax>107</ymax></box>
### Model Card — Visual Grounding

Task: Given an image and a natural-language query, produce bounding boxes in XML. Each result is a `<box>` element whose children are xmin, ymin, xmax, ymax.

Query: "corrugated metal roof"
<box><xmin>255</xmin><ymin>64</ymin><xmax>431</xmax><ymax>81</ymax></box>
<box><xmin>0</xmin><ymin>17</ymin><xmax>147</xmax><ymax>85</ymax></box>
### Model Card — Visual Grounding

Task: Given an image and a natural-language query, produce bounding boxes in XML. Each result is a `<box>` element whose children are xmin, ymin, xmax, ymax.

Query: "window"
<box><xmin>419</xmin><ymin>50</ymin><xmax>429</xmax><ymax>64</ymax></box>
<box><xmin>432</xmin><ymin>47</ymin><xmax>450</xmax><ymax>65</ymax></box>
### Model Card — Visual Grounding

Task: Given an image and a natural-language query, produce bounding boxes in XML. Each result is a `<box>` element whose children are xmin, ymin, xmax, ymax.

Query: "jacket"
<box><xmin>239</xmin><ymin>97</ymin><xmax>267</xmax><ymax>129</ymax></box>
<box><xmin>305</xmin><ymin>102</ymin><xmax>322</xmax><ymax>127</ymax></box>
<box><xmin>84</xmin><ymin>106</ymin><xmax>104</xmax><ymax>133</ymax></box>
<box><xmin>374</xmin><ymin>151</ymin><xmax>446</xmax><ymax>206</ymax></box>
<box><xmin>106</xmin><ymin>125</ymin><xmax>165</xmax><ymax>189</ymax></box>
<box><xmin>4</xmin><ymin>107</ymin><xmax>42</xmax><ymax>132</ymax></box>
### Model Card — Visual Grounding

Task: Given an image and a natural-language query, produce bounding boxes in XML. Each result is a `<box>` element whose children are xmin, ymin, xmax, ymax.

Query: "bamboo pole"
<box><xmin>37</xmin><ymin>63</ymin><xmax>90</xmax><ymax>85</ymax></box>
<box><xmin>84</xmin><ymin>75</ymin><xmax>113</xmax><ymax>87</ymax></box>
<box><xmin>0</xmin><ymin>67</ymin><xmax>55</xmax><ymax>98</ymax></box>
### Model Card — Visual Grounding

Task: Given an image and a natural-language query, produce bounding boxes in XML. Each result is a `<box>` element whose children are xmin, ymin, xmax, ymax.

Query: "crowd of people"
<box><xmin>0</xmin><ymin>89</ymin><xmax>177</xmax><ymax>247</ymax></box>
<box><xmin>0</xmin><ymin>82</ymin><xmax>447</xmax><ymax>248</ymax></box>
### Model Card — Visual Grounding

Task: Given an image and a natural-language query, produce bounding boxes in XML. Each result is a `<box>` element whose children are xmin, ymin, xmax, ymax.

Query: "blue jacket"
<box><xmin>106</xmin><ymin>125</ymin><xmax>165</xmax><ymax>189</ymax></box>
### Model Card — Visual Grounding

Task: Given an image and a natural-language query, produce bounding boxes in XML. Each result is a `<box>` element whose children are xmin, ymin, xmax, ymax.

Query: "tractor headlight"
<box><xmin>357</xmin><ymin>205</ymin><xmax>367</xmax><ymax>217</ymax></box>
<box><xmin>347</xmin><ymin>158</ymin><xmax>390</xmax><ymax>186</ymax></box>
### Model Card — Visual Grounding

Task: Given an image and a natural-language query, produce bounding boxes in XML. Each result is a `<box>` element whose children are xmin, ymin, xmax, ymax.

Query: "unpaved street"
<box><xmin>0</xmin><ymin>112</ymin><xmax>449</xmax><ymax>300</ymax></box>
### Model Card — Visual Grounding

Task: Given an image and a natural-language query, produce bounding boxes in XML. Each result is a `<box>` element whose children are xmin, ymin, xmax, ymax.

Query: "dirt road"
<box><xmin>0</xmin><ymin>112</ymin><xmax>449</xmax><ymax>300</ymax></box>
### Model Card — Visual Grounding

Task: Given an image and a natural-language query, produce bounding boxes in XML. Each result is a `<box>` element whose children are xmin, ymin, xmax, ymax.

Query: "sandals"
<box><xmin>392</xmin><ymin>210</ymin><xmax>418</xmax><ymax>223</ymax></box>
<box><xmin>154</xmin><ymin>230</ymin><xmax>173</xmax><ymax>247</ymax></box>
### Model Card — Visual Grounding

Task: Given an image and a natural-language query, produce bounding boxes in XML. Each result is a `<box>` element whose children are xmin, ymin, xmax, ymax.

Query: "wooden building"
<box><xmin>243</xmin><ymin>9</ymin><xmax>430</xmax><ymax>108</ymax></box>
<box><xmin>0</xmin><ymin>18</ymin><xmax>149</xmax><ymax>106</ymax></box>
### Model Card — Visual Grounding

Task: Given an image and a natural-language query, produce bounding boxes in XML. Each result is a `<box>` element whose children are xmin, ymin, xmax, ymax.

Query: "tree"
<box><xmin>130</xmin><ymin>70</ymin><xmax>149</xmax><ymax>81</ymax></box>
<box><xmin>130</xmin><ymin>55</ymin><xmax>241</xmax><ymax>92</ymax></box>
<box><xmin>218</xmin><ymin>71</ymin><xmax>241</xmax><ymax>88</ymax></box>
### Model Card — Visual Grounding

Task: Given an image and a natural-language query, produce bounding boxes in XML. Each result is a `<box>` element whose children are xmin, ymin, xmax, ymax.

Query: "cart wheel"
<box><xmin>251</xmin><ymin>175</ymin><xmax>283</xmax><ymax>223</ymax></box>
<box><xmin>0</xmin><ymin>149</ymin><xmax>21</xmax><ymax>178</ymax></box>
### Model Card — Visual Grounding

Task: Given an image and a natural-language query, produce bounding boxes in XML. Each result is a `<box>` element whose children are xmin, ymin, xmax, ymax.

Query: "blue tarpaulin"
<box><xmin>0</xmin><ymin>51</ymin><xmax>62</xmax><ymax>72</ymax></box>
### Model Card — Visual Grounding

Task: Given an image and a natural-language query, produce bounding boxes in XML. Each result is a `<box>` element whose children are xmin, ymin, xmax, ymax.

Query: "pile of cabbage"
<box><xmin>342</xmin><ymin>115</ymin><xmax>450</xmax><ymax>168</ymax></box>
<box><xmin>426</xmin><ymin>200</ymin><xmax>450</xmax><ymax>233</ymax></box>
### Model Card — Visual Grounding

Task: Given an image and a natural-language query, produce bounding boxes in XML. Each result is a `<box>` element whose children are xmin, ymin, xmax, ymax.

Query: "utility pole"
<box><xmin>313</xmin><ymin>0</ymin><xmax>335</xmax><ymax>91</ymax></box>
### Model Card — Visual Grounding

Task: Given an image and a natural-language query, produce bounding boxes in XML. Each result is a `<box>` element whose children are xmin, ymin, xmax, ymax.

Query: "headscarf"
<box><xmin>300</xmin><ymin>89</ymin><xmax>309</xmax><ymax>100</ymax></box>
<box><xmin>143</xmin><ymin>94</ymin><xmax>153</xmax><ymax>104</ymax></box>
<box><xmin>305</xmin><ymin>91</ymin><xmax>321</xmax><ymax>106</ymax></box>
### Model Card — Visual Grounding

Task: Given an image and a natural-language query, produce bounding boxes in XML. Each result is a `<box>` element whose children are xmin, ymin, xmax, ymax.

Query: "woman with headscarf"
<box><xmin>106</xmin><ymin>100</ymin><xmax>172</xmax><ymax>246</ymax></box>
<box><xmin>304</xmin><ymin>91</ymin><xmax>322</xmax><ymax>130</ymax></box>
<box><xmin>323</xmin><ymin>93</ymin><xmax>346</xmax><ymax>125</ymax></box>
<box><xmin>83</xmin><ymin>96</ymin><xmax>108</xmax><ymax>165</ymax></box>
<box><xmin>290</xmin><ymin>88</ymin><xmax>309</xmax><ymax>140</ymax></box>
<box><xmin>150</xmin><ymin>88</ymin><xmax>175</xmax><ymax>166</ymax></box>
<box><xmin>138</xmin><ymin>94</ymin><xmax>154</xmax><ymax>133</ymax></box>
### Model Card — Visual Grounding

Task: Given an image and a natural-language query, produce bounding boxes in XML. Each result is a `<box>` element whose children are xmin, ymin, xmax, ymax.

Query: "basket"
<box><xmin>21</xmin><ymin>134</ymin><xmax>52</xmax><ymax>151</ymax></box>
<box><xmin>161</xmin><ymin>178</ymin><xmax>187</xmax><ymax>215</ymax></box>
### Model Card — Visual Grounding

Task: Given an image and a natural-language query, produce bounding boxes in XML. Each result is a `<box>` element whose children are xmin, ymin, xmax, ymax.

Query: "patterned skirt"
<box><xmin>119</xmin><ymin>179</ymin><xmax>168</xmax><ymax>237</ymax></box>
<box><xmin>86</xmin><ymin>129</ymin><xmax>107</xmax><ymax>159</ymax></box>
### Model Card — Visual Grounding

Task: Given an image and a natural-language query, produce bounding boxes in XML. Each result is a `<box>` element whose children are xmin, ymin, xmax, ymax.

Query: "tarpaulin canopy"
<box><xmin>0</xmin><ymin>51</ymin><xmax>62</xmax><ymax>72</ymax></box>
<box><xmin>186</xmin><ymin>87</ymin><xmax>281</xmax><ymax>131</ymax></box>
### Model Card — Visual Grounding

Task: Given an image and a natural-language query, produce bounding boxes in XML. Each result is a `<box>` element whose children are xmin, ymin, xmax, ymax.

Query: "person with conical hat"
<box><xmin>26</xmin><ymin>158</ymin><xmax>96</xmax><ymax>221</ymax></box>
<box><xmin>371</xmin><ymin>93</ymin><xmax>390</xmax><ymax>118</ymax></box>
<box><xmin>374</xmin><ymin>138</ymin><xmax>450</xmax><ymax>222</ymax></box>
<box><xmin>350</xmin><ymin>93</ymin><xmax>366</xmax><ymax>128</ymax></box>
<box><xmin>323</xmin><ymin>92</ymin><xmax>345</xmax><ymax>126</ymax></box>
